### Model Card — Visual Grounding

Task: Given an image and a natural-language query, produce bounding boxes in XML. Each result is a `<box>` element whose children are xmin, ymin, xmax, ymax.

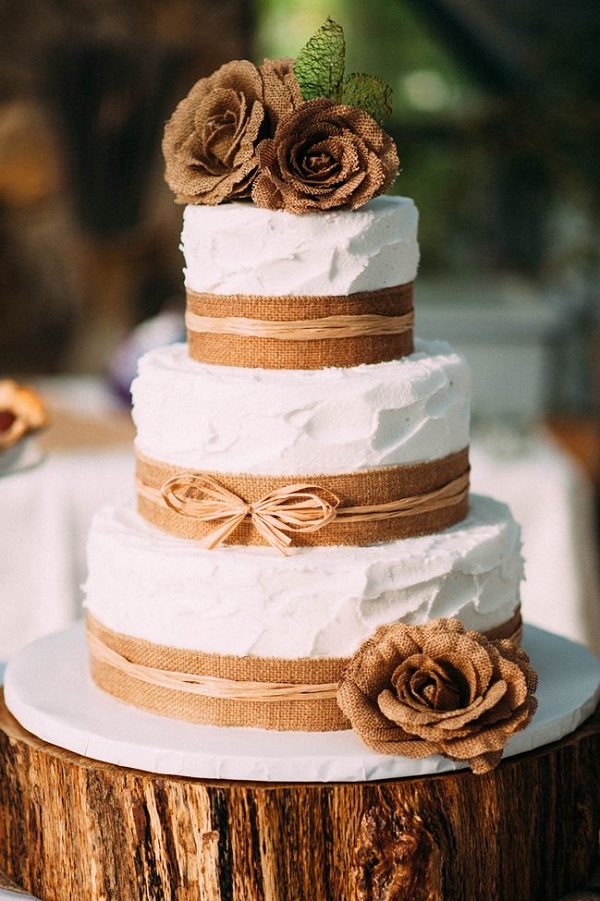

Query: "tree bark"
<box><xmin>0</xmin><ymin>691</ymin><xmax>598</xmax><ymax>901</ymax></box>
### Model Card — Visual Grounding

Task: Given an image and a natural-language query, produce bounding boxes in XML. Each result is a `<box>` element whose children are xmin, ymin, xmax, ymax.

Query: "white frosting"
<box><xmin>132</xmin><ymin>340</ymin><xmax>470</xmax><ymax>474</ymax></box>
<box><xmin>181</xmin><ymin>196</ymin><xmax>419</xmax><ymax>296</ymax></box>
<box><xmin>84</xmin><ymin>494</ymin><xmax>523</xmax><ymax>659</ymax></box>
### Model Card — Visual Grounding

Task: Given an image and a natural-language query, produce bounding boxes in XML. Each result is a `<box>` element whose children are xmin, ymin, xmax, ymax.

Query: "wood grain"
<box><xmin>0</xmin><ymin>691</ymin><xmax>599</xmax><ymax>901</ymax></box>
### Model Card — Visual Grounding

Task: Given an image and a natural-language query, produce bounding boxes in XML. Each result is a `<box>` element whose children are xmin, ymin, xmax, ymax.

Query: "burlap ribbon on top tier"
<box><xmin>185</xmin><ymin>282</ymin><xmax>414</xmax><ymax>369</ymax></box>
<box><xmin>86</xmin><ymin>609</ymin><xmax>523</xmax><ymax>732</ymax></box>
<box><xmin>136</xmin><ymin>448</ymin><xmax>470</xmax><ymax>551</ymax></box>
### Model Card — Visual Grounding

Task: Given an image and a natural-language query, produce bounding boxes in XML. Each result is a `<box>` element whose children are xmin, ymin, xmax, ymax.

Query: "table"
<box><xmin>471</xmin><ymin>425</ymin><xmax>600</xmax><ymax>656</ymax></box>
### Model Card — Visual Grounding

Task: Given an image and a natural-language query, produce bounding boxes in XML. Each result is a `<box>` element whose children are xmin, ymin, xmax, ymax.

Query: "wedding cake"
<box><xmin>83</xmin><ymin>21</ymin><xmax>536</xmax><ymax>776</ymax></box>
<box><xmin>3</xmin><ymin>21</ymin><xmax>600</xmax><ymax>901</ymax></box>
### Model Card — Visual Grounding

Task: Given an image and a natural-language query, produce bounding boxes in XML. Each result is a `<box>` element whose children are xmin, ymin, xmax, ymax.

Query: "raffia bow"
<box><xmin>161</xmin><ymin>472</ymin><xmax>340</xmax><ymax>554</ymax></box>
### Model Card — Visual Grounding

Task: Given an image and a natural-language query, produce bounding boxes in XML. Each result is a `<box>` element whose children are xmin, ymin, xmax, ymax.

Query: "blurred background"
<box><xmin>0</xmin><ymin>0</ymin><xmax>599</xmax><ymax>658</ymax></box>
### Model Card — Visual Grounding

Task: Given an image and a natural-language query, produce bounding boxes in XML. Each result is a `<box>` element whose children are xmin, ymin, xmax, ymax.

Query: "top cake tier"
<box><xmin>182</xmin><ymin>196</ymin><xmax>419</xmax><ymax>295</ymax></box>
<box><xmin>182</xmin><ymin>197</ymin><xmax>420</xmax><ymax>369</ymax></box>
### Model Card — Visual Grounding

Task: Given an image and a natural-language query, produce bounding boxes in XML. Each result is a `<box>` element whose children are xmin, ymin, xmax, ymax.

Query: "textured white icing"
<box><xmin>84</xmin><ymin>495</ymin><xmax>523</xmax><ymax>659</ymax></box>
<box><xmin>131</xmin><ymin>340</ymin><xmax>471</xmax><ymax>474</ymax></box>
<box><xmin>181</xmin><ymin>196</ymin><xmax>419</xmax><ymax>296</ymax></box>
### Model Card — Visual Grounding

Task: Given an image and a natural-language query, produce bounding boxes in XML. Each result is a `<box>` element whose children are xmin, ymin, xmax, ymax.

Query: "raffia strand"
<box><xmin>185</xmin><ymin>310</ymin><xmax>414</xmax><ymax>340</ymax></box>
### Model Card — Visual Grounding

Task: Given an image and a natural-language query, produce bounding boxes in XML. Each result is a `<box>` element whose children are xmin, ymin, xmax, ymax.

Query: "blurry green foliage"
<box><xmin>257</xmin><ymin>0</ymin><xmax>482</xmax><ymax>120</ymax></box>
<box><xmin>256</xmin><ymin>0</ymin><xmax>600</xmax><ymax>284</ymax></box>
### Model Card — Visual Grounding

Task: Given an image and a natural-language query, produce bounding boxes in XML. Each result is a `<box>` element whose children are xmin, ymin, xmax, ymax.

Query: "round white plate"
<box><xmin>4</xmin><ymin>624</ymin><xmax>600</xmax><ymax>782</ymax></box>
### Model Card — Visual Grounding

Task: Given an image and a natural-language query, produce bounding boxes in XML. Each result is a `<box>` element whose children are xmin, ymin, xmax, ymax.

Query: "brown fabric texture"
<box><xmin>86</xmin><ymin>610</ymin><xmax>522</xmax><ymax>733</ymax></box>
<box><xmin>337</xmin><ymin>617</ymin><xmax>537</xmax><ymax>774</ymax></box>
<box><xmin>252</xmin><ymin>98</ymin><xmax>399</xmax><ymax>213</ymax></box>
<box><xmin>186</xmin><ymin>282</ymin><xmax>414</xmax><ymax>369</ymax></box>
<box><xmin>135</xmin><ymin>448</ymin><xmax>470</xmax><ymax>548</ymax></box>
<box><xmin>162</xmin><ymin>58</ymin><xmax>302</xmax><ymax>205</ymax></box>
<box><xmin>87</xmin><ymin>615</ymin><xmax>348</xmax><ymax>731</ymax></box>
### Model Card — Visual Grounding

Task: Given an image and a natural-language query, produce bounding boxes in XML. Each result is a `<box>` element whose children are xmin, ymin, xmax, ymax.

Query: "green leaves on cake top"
<box><xmin>293</xmin><ymin>17</ymin><xmax>346</xmax><ymax>103</ymax></box>
<box><xmin>341</xmin><ymin>73</ymin><xmax>393</xmax><ymax>125</ymax></box>
<box><xmin>294</xmin><ymin>18</ymin><xmax>393</xmax><ymax>123</ymax></box>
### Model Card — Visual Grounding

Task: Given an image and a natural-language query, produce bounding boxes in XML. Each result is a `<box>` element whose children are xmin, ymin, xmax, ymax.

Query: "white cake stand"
<box><xmin>4</xmin><ymin>623</ymin><xmax>600</xmax><ymax>783</ymax></box>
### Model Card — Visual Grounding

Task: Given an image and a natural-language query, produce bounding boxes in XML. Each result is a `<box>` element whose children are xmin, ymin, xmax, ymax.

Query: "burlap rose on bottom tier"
<box><xmin>337</xmin><ymin>618</ymin><xmax>538</xmax><ymax>774</ymax></box>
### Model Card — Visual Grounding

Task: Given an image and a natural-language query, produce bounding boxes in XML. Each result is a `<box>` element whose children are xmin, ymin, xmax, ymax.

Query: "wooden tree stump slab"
<box><xmin>0</xmin><ymin>690</ymin><xmax>599</xmax><ymax>901</ymax></box>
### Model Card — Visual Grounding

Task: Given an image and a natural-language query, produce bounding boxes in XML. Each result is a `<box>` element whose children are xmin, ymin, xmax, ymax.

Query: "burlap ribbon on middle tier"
<box><xmin>185</xmin><ymin>282</ymin><xmax>414</xmax><ymax>369</ymax></box>
<box><xmin>136</xmin><ymin>448</ymin><xmax>470</xmax><ymax>551</ymax></box>
<box><xmin>87</xmin><ymin>609</ymin><xmax>523</xmax><ymax>732</ymax></box>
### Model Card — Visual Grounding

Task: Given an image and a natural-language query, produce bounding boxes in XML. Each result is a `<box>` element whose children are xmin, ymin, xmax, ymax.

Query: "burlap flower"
<box><xmin>258</xmin><ymin>57</ymin><xmax>304</xmax><ymax>129</ymax></box>
<box><xmin>0</xmin><ymin>380</ymin><xmax>48</xmax><ymax>451</ymax></box>
<box><xmin>337</xmin><ymin>618</ymin><xmax>538</xmax><ymax>774</ymax></box>
<box><xmin>252</xmin><ymin>97</ymin><xmax>399</xmax><ymax>213</ymax></box>
<box><xmin>162</xmin><ymin>58</ymin><xmax>302</xmax><ymax>205</ymax></box>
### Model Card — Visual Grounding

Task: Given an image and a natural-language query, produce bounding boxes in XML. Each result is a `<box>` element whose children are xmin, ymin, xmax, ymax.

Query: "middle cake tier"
<box><xmin>132</xmin><ymin>339</ymin><xmax>471</xmax><ymax>547</ymax></box>
<box><xmin>132</xmin><ymin>338</ymin><xmax>470</xmax><ymax>474</ymax></box>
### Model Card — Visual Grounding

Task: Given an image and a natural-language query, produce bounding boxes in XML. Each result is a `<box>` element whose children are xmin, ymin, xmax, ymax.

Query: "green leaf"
<box><xmin>294</xmin><ymin>17</ymin><xmax>345</xmax><ymax>102</ymax></box>
<box><xmin>341</xmin><ymin>73</ymin><xmax>393</xmax><ymax>123</ymax></box>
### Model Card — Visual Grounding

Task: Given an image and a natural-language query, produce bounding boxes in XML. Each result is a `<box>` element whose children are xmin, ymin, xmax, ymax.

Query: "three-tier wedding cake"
<box><xmin>3</xmin><ymin>21</ymin><xmax>600</xmax><ymax>901</ymax></box>
<box><xmin>83</xmin><ymin>23</ymin><xmax>537</xmax><ymax>775</ymax></box>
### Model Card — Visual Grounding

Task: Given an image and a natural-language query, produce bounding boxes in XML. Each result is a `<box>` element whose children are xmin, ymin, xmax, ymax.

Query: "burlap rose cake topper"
<box><xmin>163</xmin><ymin>58</ymin><xmax>302</xmax><ymax>205</ymax></box>
<box><xmin>337</xmin><ymin>618</ymin><xmax>538</xmax><ymax>775</ymax></box>
<box><xmin>253</xmin><ymin>18</ymin><xmax>398</xmax><ymax>212</ymax></box>
<box><xmin>162</xmin><ymin>18</ymin><xmax>399</xmax><ymax>212</ymax></box>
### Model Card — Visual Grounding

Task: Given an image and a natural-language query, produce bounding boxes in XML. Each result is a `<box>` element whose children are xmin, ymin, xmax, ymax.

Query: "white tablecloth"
<box><xmin>471</xmin><ymin>429</ymin><xmax>600</xmax><ymax>655</ymax></box>
<box><xmin>1</xmin><ymin>393</ymin><xmax>599</xmax><ymax>661</ymax></box>
<box><xmin>0</xmin><ymin>448</ymin><xmax>133</xmax><ymax>660</ymax></box>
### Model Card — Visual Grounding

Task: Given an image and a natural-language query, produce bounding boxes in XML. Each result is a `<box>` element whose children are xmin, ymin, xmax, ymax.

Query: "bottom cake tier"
<box><xmin>84</xmin><ymin>493</ymin><xmax>523</xmax><ymax>659</ymax></box>
<box><xmin>4</xmin><ymin>623</ymin><xmax>600</xmax><ymax>781</ymax></box>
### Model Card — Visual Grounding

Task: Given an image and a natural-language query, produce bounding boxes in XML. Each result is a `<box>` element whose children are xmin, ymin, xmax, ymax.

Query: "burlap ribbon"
<box><xmin>87</xmin><ymin>610</ymin><xmax>523</xmax><ymax>732</ymax></box>
<box><xmin>136</xmin><ymin>448</ymin><xmax>470</xmax><ymax>550</ymax></box>
<box><xmin>185</xmin><ymin>282</ymin><xmax>414</xmax><ymax>369</ymax></box>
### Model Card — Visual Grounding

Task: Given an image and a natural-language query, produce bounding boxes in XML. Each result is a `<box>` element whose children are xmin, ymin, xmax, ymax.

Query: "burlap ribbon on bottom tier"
<box><xmin>87</xmin><ymin>609</ymin><xmax>523</xmax><ymax>732</ymax></box>
<box><xmin>136</xmin><ymin>448</ymin><xmax>471</xmax><ymax>551</ymax></box>
<box><xmin>185</xmin><ymin>282</ymin><xmax>414</xmax><ymax>369</ymax></box>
